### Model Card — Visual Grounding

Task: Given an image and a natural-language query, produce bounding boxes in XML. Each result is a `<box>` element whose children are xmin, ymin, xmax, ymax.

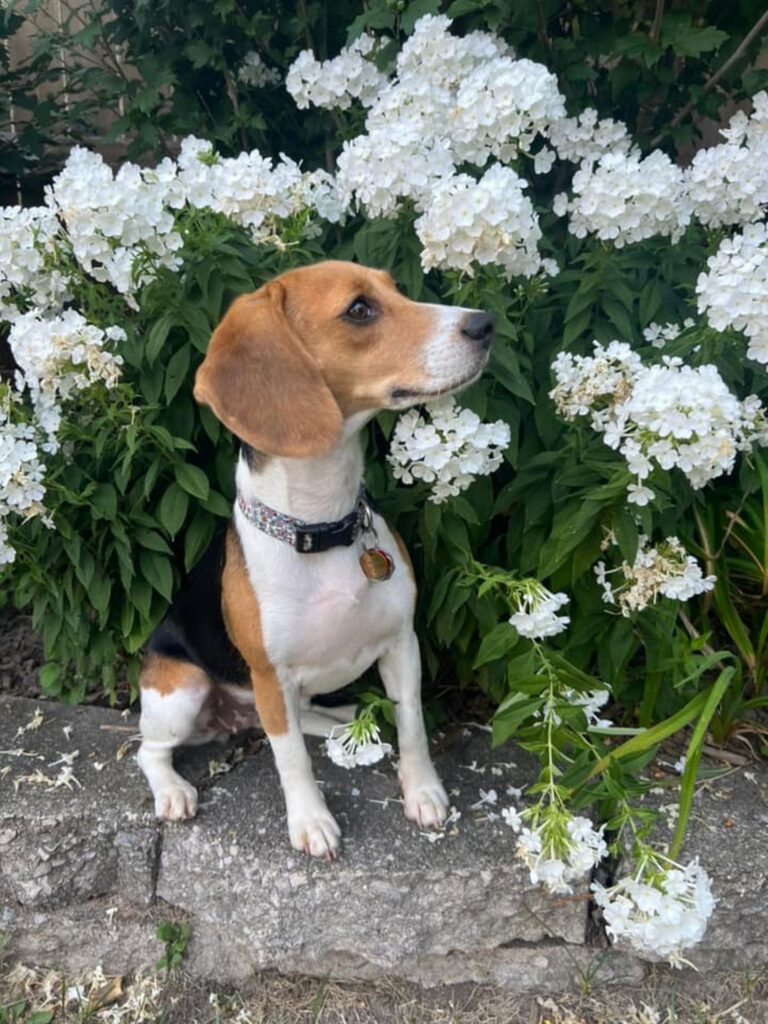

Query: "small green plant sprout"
<box><xmin>324</xmin><ymin>696</ymin><xmax>395</xmax><ymax>769</ymax></box>
<box><xmin>155</xmin><ymin>921</ymin><xmax>190</xmax><ymax>972</ymax></box>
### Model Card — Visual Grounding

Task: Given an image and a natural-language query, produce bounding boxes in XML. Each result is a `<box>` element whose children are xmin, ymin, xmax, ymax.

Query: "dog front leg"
<box><xmin>253</xmin><ymin>670</ymin><xmax>341</xmax><ymax>859</ymax></box>
<box><xmin>378</xmin><ymin>630</ymin><xmax>448</xmax><ymax>829</ymax></box>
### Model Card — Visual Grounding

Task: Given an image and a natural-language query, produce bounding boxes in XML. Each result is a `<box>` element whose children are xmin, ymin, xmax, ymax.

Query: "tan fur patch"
<box><xmin>221</xmin><ymin>526</ymin><xmax>288</xmax><ymax>736</ymax></box>
<box><xmin>139</xmin><ymin>653</ymin><xmax>211</xmax><ymax>696</ymax></box>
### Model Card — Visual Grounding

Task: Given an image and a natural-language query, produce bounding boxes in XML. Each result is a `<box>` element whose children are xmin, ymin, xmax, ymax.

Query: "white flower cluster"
<box><xmin>0</xmin><ymin>205</ymin><xmax>69</xmax><ymax>322</ymax></box>
<box><xmin>415</xmin><ymin>165</ymin><xmax>545</xmax><ymax>279</ymax></box>
<box><xmin>8</xmin><ymin>311</ymin><xmax>124</xmax><ymax>448</ymax></box>
<box><xmin>324</xmin><ymin>718</ymin><xmax>392</xmax><ymax>769</ymax></box>
<box><xmin>506</xmin><ymin>810</ymin><xmax>608</xmax><ymax>894</ymax></box>
<box><xmin>551</xmin><ymin>342</ymin><xmax>768</xmax><ymax>504</ymax></box>
<box><xmin>0</xmin><ymin>397</ymin><xmax>47</xmax><ymax>564</ymax></box>
<box><xmin>286</xmin><ymin>34</ymin><xmax>387</xmax><ymax>110</ymax></box>
<box><xmin>550</xmin><ymin>341</ymin><xmax>642</xmax><ymax>420</ymax></box>
<box><xmin>237</xmin><ymin>51</ymin><xmax>280</xmax><ymax>89</ymax></box>
<box><xmin>642</xmin><ymin>318</ymin><xmax>694</xmax><ymax>349</ymax></box>
<box><xmin>295</xmin><ymin>15</ymin><xmax>565</xmax><ymax>273</ymax></box>
<box><xmin>684</xmin><ymin>92</ymin><xmax>768</xmax><ymax>229</ymax></box>
<box><xmin>565</xmin><ymin>687</ymin><xmax>612</xmax><ymax>729</ymax></box>
<box><xmin>595</xmin><ymin>536</ymin><xmax>716</xmax><ymax>616</ymax></box>
<box><xmin>337</xmin><ymin>127</ymin><xmax>455</xmax><ymax>219</ymax></box>
<box><xmin>554</xmin><ymin>150</ymin><xmax>689</xmax><ymax>247</ymax></box>
<box><xmin>696</xmin><ymin>221</ymin><xmax>768</xmax><ymax>364</ymax></box>
<box><xmin>450</xmin><ymin>54</ymin><xmax>565</xmax><ymax>166</ymax></box>
<box><xmin>177</xmin><ymin>136</ymin><xmax>306</xmax><ymax>239</ymax></box>
<box><xmin>47</xmin><ymin>147</ymin><xmax>185</xmax><ymax>302</ymax></box>
<box><xmin>547</xmin><ymin>108</ymin><xmax>631</xmax><ymax>165</ymax></box>
<box><xmin>592</xmin><ymin>857</ymin><xmax>716</xmax><ymax>966</ymax></box>
<box><xmin>509</xmin><ymin>582</ymin><xmax>570</xmax><ymax>640</ymax></box>
<box><xmin>387</xmin><ymin>396</ymin><xmax>510</xmax><ymax>503</ymax></box>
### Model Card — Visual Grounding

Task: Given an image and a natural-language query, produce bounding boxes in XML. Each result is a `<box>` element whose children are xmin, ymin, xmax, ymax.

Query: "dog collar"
<box><xmin>236</xmin><ymin>488</ymin><xmax>368</xmax><ymax>554</ymax></box>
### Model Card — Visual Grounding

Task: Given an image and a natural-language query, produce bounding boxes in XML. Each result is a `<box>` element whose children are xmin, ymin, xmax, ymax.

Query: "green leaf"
<box><xmin>447</xmin><ymin>0</ymin><xmax>483</xmax><ymax>13</ymax></box>
<box><xmin>184</xmin><ymin>512</ymin><xmax>215</xmax><ymax>571</ymax></box>
<box><xmin>668</xmin><ymin>668</ymin><xmax>735</xmax><ymax>860</ymax></box>
<box><xmin>39</xmin><ymin>662</ymin><xmax>62</xmax><ymax>696</ymax></box>
<box><xmin>401</xmin><ymin>0</ymin><xmax>442</xmax><ymax>35</ymax></box>
<box><xmin>132</xmin><ymin>577</ymin><xmax>153</xmax><ymax>621</ymax></box>
<box><xmin>473</xmin><ymin>622</ymin><xmax>518</xmax><ymax>668</ymax></box>
<box><xmin>174</xmin><ymin>463</ymin><xmax>210</xmax><ymax>500</ymax></box>
<box><xmin>164</xmin><ymin>343</ymin><xmax>192</xmax><ymax>404</ymax></box>
<box><xmin>89</xmin><ymin>571</ymin><xmax>112</xmax><ymax>623</ymax></box>
<box><xmin>158</xmin><ymin>482</ymin><xmax>189</xmax><ymax>537</ymax></box>
<box><xmin>136</xmin><ymin>528</ymin><xmax>173</xmax><ymax>554</ymax></box>
<box><xmin>580</xmin><ymin>686</ymin><xmax>717</xmax><ymax>786</ymax></box>
<box><xmin>91</xmin><ymin>482</ymin><xmax>118</xmax><ymax>520</ymax></box>
<box><xmin>353</xmin><ymin>219</ymin><xmax>400</xmax><ymax>269</ymax></box>
<box><xmin>139</xmin><ymin>550</ymin><xmax>174</xmax><ymax>602</ymax></box>
<box><xmin>201</xmin><ymin>489</ymin><xmax>233</xmax><ymax>518</ymax></box>
<box><xmin>661</xmin><ymin>16</ymin><xmax>727</xmax><ymax>57</ymax></box>
<box><xmin>601</xmin><ymin>297</ymin><xmax>634</xmax><ymax>340</ymax></box>
<box><xmin>613</xmin><ymin>509</ymin><xmax>639</xmax><ymax>563</ymax></box>
<box><xmin>492</xmin><ymin>695</ymin><xmax>542</xmax><ymax>746</ymax></box>
<box><xmin>638</xmin><ymin>279</ymin><xmax>663</xmax><ymax>325</ymax></box>
<box><xmin>146</xmin><ymin>314</ymin><xmax>175</xmax><ymax>365</ymax></box>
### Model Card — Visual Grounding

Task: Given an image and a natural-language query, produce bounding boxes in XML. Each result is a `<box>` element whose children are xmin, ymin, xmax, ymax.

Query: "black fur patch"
<box><xmin>148</xmin><ymin>527</ymin><xmax>250</xmax><ymax>685</ymax></box>
<box><xmin>241</xmin><ymin>443</ymin><xmax>267</xmax><ymax>472</ymax></box>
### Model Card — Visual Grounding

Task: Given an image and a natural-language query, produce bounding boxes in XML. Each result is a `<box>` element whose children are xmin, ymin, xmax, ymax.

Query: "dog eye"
<box><xmin>344</xmin><ymin>297</ymin><xmax>376</xmax><ymax>323</ymax></box>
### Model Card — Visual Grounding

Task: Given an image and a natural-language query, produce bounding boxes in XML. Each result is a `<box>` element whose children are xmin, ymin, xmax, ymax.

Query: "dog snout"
<box><xmin>461</xmin><ymin>311</ymin><xmax>495</xmax><ymax>350</ymax></box>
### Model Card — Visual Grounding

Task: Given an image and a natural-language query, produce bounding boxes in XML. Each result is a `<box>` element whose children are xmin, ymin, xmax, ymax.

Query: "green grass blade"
<box><xmin>667</xmin><ymin>667</ymin><xmax>735</xmax><ymax>861</ymax></box>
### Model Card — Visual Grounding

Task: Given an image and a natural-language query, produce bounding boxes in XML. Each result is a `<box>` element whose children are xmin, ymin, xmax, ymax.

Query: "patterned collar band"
<box><xmin>236</xmin><ymin>487</ymin><xmax>368</xmax><ymax>554</ymax></box>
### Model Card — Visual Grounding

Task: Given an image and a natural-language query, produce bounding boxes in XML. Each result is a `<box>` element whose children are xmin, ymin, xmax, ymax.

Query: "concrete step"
<box><xmin>1</xmin><ymin>694</ymin><xmax>765</xmax><ymax>991</ymax></box>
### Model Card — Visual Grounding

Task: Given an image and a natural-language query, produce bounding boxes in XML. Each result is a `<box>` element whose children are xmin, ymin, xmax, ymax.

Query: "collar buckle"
<box><xmin>294</xmin><ymin>517</ymin><xmax>357</xmax><ymax>554</ymax></box>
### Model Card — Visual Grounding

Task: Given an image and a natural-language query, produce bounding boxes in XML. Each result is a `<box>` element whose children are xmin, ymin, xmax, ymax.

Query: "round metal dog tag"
<box><xmin>360</xmin><ymin>547</ymin><xmax>395</xmax><ymax>582</ymax></box>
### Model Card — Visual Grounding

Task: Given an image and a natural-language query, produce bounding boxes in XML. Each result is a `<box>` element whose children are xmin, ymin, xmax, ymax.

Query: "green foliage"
<box><xmin>3</xmin><ymin>0</ymin><xmax>767</xmax><ymax>747</ymax></box>
<box><xmin>3</xmin><ymin>0</ymin><xmax>766</xmax><ymax>199</ymax></box>
<box><xmin>155</xmin><ymin>920</ymin><xmax>191</xmax><ymax>972</ymax></box>
<box><xmin>6</xmin><ymin>209</ymin><xmax>326</xmax><ymax>702</ymax></box>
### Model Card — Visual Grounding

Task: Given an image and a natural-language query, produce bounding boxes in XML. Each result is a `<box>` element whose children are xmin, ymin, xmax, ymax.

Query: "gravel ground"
<box><xmin>2</xmin><ymin>958</ymin><xmax>768</xmax><ymax>1024</ymax></box>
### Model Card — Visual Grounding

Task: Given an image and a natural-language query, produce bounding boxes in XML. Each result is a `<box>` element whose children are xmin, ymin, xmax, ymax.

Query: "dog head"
<box><xmin>194</xmin><ymin>260</ymin><xmax>494</xmax><ymax>458</ymax></box>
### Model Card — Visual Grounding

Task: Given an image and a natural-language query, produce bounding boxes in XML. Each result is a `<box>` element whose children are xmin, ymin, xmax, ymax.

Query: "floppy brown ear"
<box><xmin>193</xmin><ymin>281</ymin><xmax>342</xmax><ymax>458</ymax></box>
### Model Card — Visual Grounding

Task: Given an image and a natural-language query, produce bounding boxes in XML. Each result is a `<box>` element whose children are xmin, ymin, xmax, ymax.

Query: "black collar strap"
<box><xmin>236</xmin><ymin>487</ymin><xmax>368</xmax><ymax>554</ymax></box>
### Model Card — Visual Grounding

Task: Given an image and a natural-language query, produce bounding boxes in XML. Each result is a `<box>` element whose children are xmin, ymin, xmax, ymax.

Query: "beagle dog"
<box><xmin>136</xmin><ymin>260</ymin><xmax>494</xmax><ymax>859</ymax></box>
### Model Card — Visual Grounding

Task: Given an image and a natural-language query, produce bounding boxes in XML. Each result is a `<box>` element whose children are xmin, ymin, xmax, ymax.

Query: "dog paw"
<box><xmin>288</xmin><ymin>806</ymin><xmax>342</xmax><ymax>860</ymax></box>
<box><xmin>154</xmin><ymin>779</ymin><xmax>198</xmax><ymax>821</ymax></box>
<box><xmin>402</xmin><ymin>774</ymin><xmax>449</xmax><ymax>830</ymax></box>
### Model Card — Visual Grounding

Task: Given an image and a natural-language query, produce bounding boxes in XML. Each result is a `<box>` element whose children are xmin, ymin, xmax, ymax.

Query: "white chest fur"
<box><xmin>233</xmin><ymin>422</ymin><xmax>415</xmax><ymax>697</ymax></box>
<box><xmin>235</xmin><ymin>505</ymin><xmax>414</xmax><ymax>694</ymax></box>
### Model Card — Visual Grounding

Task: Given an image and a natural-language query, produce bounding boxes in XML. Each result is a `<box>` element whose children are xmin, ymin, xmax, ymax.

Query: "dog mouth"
<box><xmin>390</xmin><ymin>364</ymin><xmax>486</xmax><ymax>407</ymax></box>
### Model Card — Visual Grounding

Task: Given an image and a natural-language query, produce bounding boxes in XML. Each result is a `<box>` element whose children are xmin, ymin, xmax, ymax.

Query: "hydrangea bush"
<box><xmin>3</xmin><ymin>6</ymin><xmax>768</xmax><ymax>966</ymax></box>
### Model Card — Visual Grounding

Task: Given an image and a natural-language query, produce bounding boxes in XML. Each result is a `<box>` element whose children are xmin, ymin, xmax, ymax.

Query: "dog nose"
<box><xmin>461</xmin><ymin>311</ymin><xmax>495</xmax><ymax>349</ymax></box>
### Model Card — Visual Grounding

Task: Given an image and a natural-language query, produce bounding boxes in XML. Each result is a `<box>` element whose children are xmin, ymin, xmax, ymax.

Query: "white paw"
<box><xmin>288</xmin><ymin>806</ymin><xmax>342</xmax><ymax>859</ymax></box>
<box><xmin>153</xmin><ymin>779</ymin><xmax>198</xmax><ymax>821</ymax></box>
<box><xmin>402</xmin><ymin>773</ymin><xmax>449</xmax><ymax>830</ymax></box>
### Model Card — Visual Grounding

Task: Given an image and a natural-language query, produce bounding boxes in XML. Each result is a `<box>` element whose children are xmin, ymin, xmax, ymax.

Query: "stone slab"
<box><xmin>2</xmin><ymin>694</ymin><xmax>768</xmax><ymax>991</ymax></box>
<box><xmin>160</xmin><ymin>728</ymin><xmax>588</xmax><ymax>984</ymax></box>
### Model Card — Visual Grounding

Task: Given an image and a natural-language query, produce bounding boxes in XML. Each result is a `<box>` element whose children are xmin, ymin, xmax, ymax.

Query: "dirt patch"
<box><xmin>0</xmin><ymin>607</ymin><xmax>44</xmax><ymax>700</ymax></box>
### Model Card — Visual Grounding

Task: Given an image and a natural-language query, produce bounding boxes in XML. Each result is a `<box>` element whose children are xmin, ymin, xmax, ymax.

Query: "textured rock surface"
<box><xmin>1</xmin><ymin>694</ymin><xmax>766</xmax><ymax>990</ymax></box>
<box><xmin>160</xmin><ymin>724</ymin><xmax>589</xmax><ymax>985</ymax></box>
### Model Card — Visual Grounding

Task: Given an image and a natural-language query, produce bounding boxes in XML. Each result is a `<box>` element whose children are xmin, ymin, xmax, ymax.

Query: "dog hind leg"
<box><xmin>137</xmin><ymin>656</ymin><xmax>212</xmax><ymax>821</ymax></box>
